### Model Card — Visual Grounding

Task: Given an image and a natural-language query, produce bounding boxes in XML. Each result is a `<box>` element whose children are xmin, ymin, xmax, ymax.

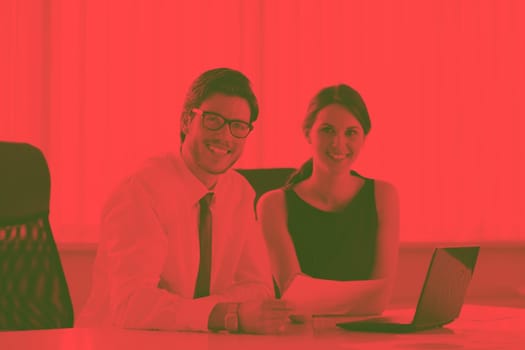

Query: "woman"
<box><xmin>257</xmin><ymin>84</ymin><xmax>399</xmax><ymax>315</ymax></box>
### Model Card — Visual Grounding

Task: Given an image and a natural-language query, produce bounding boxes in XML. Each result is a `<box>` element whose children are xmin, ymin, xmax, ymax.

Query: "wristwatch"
<box><xmin>224</xmin><ymin>303</ymin><xmax>240</xmax><ymax>333</ymax></box>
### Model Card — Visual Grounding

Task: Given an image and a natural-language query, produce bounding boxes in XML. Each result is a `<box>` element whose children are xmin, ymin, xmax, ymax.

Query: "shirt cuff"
<box><xmin>176</xmin><ymin>295</ymin><xmax>220</xmax><ymax>332</ymax></box>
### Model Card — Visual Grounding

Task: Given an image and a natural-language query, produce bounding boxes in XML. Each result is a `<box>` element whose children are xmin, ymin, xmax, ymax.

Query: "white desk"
<box><xmin>1</xmin><ymin>305</ymin><xmax>524</xmax><ymax>350</ymax></box>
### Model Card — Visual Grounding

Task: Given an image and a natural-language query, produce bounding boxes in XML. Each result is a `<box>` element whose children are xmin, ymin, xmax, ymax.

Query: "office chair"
<box><xmin>0</xmin><ymin>142</ymin><xmax>74</xmax><ymax>330</ymax></box>
<box><xmin>236</xmin><ymin>168</ymin><xmax>296</xmax><ymax>203</ymax></box>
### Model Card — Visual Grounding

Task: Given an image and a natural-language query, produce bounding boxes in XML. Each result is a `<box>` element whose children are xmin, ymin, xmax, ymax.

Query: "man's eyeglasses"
<box><xmin>192</xmin><ymin>108</ymin><xmax>253</xmax><ymax>139</ymax></box>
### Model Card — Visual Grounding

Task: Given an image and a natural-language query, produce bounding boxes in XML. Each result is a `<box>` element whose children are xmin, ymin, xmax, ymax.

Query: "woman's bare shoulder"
<box><xmin>374</xmin><ymin>180</ymin><xmax>398</xmax><ymax>199</ymax></box>
<box><xmin>258</xmin><ymin>188</ymin><xmax>287</xmax><ymax>213</ymax></box>
<box><xmin>373</xmin><ymin>179</ymin><xmax>399</xmax><ymax>214</ymax></box>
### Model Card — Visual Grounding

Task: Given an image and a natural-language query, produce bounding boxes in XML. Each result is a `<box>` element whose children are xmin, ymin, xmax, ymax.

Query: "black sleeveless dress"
<box><xmin>284</xmin><ymin>172</ymin><xmax>378</xmax><ymax>281</ymax></box>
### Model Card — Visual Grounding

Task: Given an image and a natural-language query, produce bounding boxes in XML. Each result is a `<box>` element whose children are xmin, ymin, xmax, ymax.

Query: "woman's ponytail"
<box><xmin>285</xmin><ymin>158</ymin><xmax>313</xmax><ymax>188</ymax></box>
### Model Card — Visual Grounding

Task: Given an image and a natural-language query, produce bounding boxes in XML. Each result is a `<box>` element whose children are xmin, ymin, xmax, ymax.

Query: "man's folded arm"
<box><xmin>218</xmin><ymin>220</ymin><xmax>274</xmax><ymax>302</ymax></box>
<box><xmin>102</xmin><ymin>177</ymin><xmax>218</xmax><ymax>331</ymax></box>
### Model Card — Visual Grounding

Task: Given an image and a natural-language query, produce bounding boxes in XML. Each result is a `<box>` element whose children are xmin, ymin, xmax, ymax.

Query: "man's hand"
<box><xmin>238</xmin><ymin>299</ymin><xmax>294</xmax><ymax>334</ymax></box>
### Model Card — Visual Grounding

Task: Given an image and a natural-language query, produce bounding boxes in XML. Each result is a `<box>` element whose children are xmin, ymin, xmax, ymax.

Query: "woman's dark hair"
<box><xmin>286</xmin><ymin>84</ymin><xmax>372</xmax><ymax>187</ymax></box>
<box><xmin>180</xmin><ymin>67</ymin><xmax>259</xmax><ymax>143</ymax></box>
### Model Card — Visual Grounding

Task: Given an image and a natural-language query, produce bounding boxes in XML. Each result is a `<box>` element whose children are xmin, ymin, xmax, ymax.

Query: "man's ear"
<box><xmin>181</xmin><ymin>112</ymin><xmax>193</xmax><ymax>135</ymax></box>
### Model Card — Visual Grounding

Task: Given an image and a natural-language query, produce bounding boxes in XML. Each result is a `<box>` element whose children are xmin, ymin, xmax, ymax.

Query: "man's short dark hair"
<box><xmin>180</xmin><ymin>68</ymin><xmax>259</xmax><ymax>143</ymax></box>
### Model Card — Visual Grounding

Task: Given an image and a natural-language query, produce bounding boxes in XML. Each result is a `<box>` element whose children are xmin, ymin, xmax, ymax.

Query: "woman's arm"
<box><xmin>256</xmin><ymin>190</ymin><xmax>302</xmax><ymax>295</ymax></box>
<box><xmin>363</xmin><ymin>180</ymin><xmax>400</xmax><ymax>312</ymax></box>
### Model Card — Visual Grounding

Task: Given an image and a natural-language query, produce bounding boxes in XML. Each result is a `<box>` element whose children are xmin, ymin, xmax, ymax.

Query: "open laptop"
<box><xmin>336</xmin><ymin>246</ymin><xmax>480</xmax><ymax>333</ymax></box>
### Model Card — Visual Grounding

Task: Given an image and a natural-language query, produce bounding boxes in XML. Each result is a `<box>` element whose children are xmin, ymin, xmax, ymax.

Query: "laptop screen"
<box><xmin>412</xmin><ymin>247</ymin><xmax>480</xmax><ymax>327</ymax></box>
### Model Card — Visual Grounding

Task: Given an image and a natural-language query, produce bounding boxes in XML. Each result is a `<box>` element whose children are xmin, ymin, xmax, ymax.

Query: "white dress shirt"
<box><xmin>76</xmin><ymin>153</ymin><xmax>273</xmax><ymax>331</ymax></box>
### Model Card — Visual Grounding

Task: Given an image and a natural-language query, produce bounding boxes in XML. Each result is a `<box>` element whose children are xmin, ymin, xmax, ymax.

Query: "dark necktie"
<box><xmin>194</xmin><ymin>192</ymin><xmax>213</xmax><ymax>298</ymax></box>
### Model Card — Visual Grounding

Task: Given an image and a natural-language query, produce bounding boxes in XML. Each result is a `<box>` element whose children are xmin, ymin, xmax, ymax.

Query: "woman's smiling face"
<box><xmin>308</xmin><ymin>103</ymin><xmax>366</xmax><ymax>174</ymax></box>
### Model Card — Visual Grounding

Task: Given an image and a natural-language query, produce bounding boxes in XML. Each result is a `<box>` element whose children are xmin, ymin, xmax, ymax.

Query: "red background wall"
<box><xmin>1</xmin><ymin>0</ymin><xmax>524</xmax><ymax>243</ymax></box>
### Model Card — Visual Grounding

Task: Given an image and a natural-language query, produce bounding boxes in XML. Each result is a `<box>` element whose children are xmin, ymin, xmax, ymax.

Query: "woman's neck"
<box><xmin>306</xmin><ymin>167</ymin><xmax>356</xmax><ymax>197</ymax></box>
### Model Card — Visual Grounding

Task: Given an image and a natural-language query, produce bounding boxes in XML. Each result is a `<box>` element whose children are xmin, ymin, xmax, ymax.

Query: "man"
<box><xmin>76</xmin><ymin>68</ymin><xmax>291</xmax><ymax>334</ymax></box>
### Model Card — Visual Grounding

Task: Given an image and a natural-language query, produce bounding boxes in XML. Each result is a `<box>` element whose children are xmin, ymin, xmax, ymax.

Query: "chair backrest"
<box><xmin>236</xmin><ymin>168</ymin><xmax>296</xmax><ymax>203</ymax></box>
<box><xmin>0</xmin><ymin>142</ymin><xmax>74</xmax><ymax>330</ymax></box>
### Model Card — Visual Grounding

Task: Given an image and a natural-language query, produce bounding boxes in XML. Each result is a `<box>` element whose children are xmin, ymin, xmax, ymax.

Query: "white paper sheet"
<box><xmin>281</xmin><ymin>274</ymin><xmax>387</xmax><ymax>316</ymax></box>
